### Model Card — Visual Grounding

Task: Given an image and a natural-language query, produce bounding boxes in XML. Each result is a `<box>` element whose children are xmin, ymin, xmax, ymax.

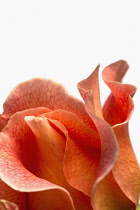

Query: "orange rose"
<box><xmin>0</xmin><ymin>60</ymin><xmax>139</xmax><ymax>209</ymax></box>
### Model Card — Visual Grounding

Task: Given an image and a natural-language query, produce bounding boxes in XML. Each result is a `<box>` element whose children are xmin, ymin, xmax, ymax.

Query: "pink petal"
<box><xmin>3</xmin><ymin>78</ymin><xmax>94</xmax><ymax>129</ymax></box>
<box><xmin>0</xmin><ymin>108</ymin><xmax>75</xmax><ymax>209</ymax></box>
<box><xmin>102</xmin><ymin>60</ymin><xmax>140</xmax><ymax>204</ymax></box>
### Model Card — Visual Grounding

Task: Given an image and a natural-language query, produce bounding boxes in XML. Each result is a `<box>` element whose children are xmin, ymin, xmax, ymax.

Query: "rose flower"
<box><xmin>0</xmin><ymin>60</ymin><xmax>139</xmax><ymax>210</ymax></box>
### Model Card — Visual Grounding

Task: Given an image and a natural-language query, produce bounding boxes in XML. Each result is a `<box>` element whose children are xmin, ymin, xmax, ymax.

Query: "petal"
<box><xmin>3</xmin><ymin>78</ymin><xmax>94</xmax><ymax>128</ymax></box>
<box><xmin>42</xmin><ymin>110</ymin><xmax>101</xmax><ymax>196</ymax></box>
<box><xmin>44</xmin><ymin>105</ymin><xmax>118</xmax><ymax>204</ymax></box>
<box><xmin>102</xmin><ymin>60</ymin><xmax>129</xmax><ymax>83</ymax></box>
<box><xmin>103</xmin><ymin>83</ymin><xmax>136</xmax><ymax>126</ymax></box>
<box><xmin>83</xmin><ymin>93</ymin><xmax>135</xmax><ymax>209</ymax></box>
<box><xmin>44</xmin><ymin>109</ymin><xmax>100</xmax><ymax>149</ymax></box>
<box><xmin>0</xmin><ymin>108</ymin><xmax>75</xmax><ymax>210</ymax></box>
<box><xmin>103</xmin><ymin>61</ymin><xmax>140</xmax><ymax>204</ymax></box>
<box><xmin>64</xmin><ymin>136</ymin><xmax>100</xmax><ymax>197</ymax></box>
<box><xmin>77</xmin><ymin>69</ymin><xmax>120</xmax><ymax>207</ymax></box>
<box><xmin>77</xmin><ymin>65</ymin><xmax>103</xmax><ymax>119</ymax></box>
<box><xmin>0</xmin><ymin>199</ymin><xmax>19</xmax><ymax>210</ymax></box>
<box><xmin>25</xmin><ymin>116</ymin><xmax>93</xmax><ymax>210</ymax></box>
<box><xmin>91</xmin><ymin>172</ymin><xmax>135</xmax><ymax>209</ymax></box>
<box><xmin>102</xmin><ymin>60</ymin><xmax>140</xmax><ymax>204</ymax></box>
<box><xmin>102</xmin><ymin>60</ymin><xmax>136</xmax><ymax>126</ymax></box>
<box><xmin>84</xmin><ymin>92</ymin><xmax>118</xmax><ymax>191</ymax></box>
<box><xmin>113</xmin><ymin>124</ymin><xmax>140</xmax><ymax>204</ymax></box>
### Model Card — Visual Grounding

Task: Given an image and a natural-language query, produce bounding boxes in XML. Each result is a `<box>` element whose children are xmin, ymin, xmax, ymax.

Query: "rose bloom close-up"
<box><xmin>0</xmin><ymin>60</ymin><xmax>139</xmax><ymax>210</ymax></box>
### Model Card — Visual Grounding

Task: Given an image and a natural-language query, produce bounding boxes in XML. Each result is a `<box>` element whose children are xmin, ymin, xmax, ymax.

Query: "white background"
<box><xmin>0</xmin><ymin>1</ymin><xmax>140</xmax><ymax>164</ymax></box>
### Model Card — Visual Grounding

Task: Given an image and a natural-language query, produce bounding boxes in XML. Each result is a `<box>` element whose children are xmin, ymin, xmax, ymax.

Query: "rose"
<box><xmin>0</xmin><ymin>60</ymin><xmax>139</xmax><ymax>210</ymax></box>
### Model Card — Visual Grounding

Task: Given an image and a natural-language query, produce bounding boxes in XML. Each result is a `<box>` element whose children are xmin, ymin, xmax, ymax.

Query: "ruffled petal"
<box><xmin>3</xmin><ymin>78</ymin><xmax>94</xmax><ymax>128</ymax></box>
<box><xmin>102</xmin><ymin>60</ymin><xmax>129</xmax><ymax>83</ymax></box>
<box><xmin>102</xmin><ymin>60</ymin><xmax>135</xmax><ymax>126</ymax></box>
<box><xmin>0</xmin><ymin>108</ymin><xmax>75</xmax><ymax>210</ymax></box>
<box><xmin>78</xmin><ymin>67</ymin><xmax>121</xmax><ymax>208</ymax></box>
<box><xmin>102</xmin><ymin>60</ymin><xmax>140</xmax><ymax>204</ymax></box>
<box><xmin>84</xmin><ymin>93</ymin><xmax>118</xmax><ymax>207</ymax></box>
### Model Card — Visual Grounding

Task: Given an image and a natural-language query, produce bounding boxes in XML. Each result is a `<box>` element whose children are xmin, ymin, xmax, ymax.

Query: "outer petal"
<box><xmin>113</xmin><ymin>124</ymin><xmax>140</xmax><ymax>204</ymax></box>
<box><xmin>0</xmin><ymin>108</ymin><xmax>75</xmax><ymax>210</ymax></box>
<box><xmin>84</xmin><ymin>93</ymin><xmax>119</xmax><ymax>209</ymax></box>
<box><xmin>2</xmin><ymin>78</ymin><xmax>95</xmax><ymax>129</ymax></box>
<box><xmin>103</xmin><ymin>60</ymin><xmax>140</xmax><ymax>204</ymax></box>
<box><xmin>78</xmin><ymin>69</ymin><xmax>120</xmax><ymax>208</ymax></box>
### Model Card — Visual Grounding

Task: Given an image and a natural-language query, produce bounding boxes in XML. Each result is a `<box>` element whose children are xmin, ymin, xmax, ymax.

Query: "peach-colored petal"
<box><xmin>103</xmin><ymin>82</ymin><xmax>136</xmax><ymax>126</ymax></box>
<box><xmin>113</xmin><ymin>124</ymin><xmax>140</xmax><ymax>204</ymax></box>
<box><xmin>91</xmin><ymin>172</ymin><xmax>135</xmax><ymax>209</ymax></box>
<box><xmin>42</xmin><ymin>110</ymin><xmax>101</xmax><ymax>196</ymax></box>
<box><xmin>78</xmin><ymin>68</ymin><xmax>120</xmax><ymax>207</ymax></box>
<box><xmin>102</xmin><ymin>60</ymin><xmax>135</xmax><ymax>126</ymax></box>
<box><xmin>79</xmin><ymin>90</ymin><xmax>135</xmax><ymax>208</ymax></box>
<box><xmin>25</xmin><ymin>116</ymin><xmax>93</xmax><ymax>210</ymax></box>
<box><xmin>3</xmin><ymin>78</ymin><xmax>95</xmax><ymax>129</ymax></box>
<box><xmin>0</xmin><ymin>199</ymin><xmax>19</xmax><ymax>210</ymax></box>
<box><xmin>0</xmin><ymin>108</ymin><xmax>75</xmax><ymax>210</ymax></box>
<box><xmin>44</xmin><ymin>109</ymin><xmax>100</xmax><ymax>149</ymax></box>
<box><xmin>102</xmin><ymin>60</ymin><xmax>129</xmax><ymax>83</ymax></box>
<box><xmin>102</xmin><ymin>60</ymin><xmax>140</xmax><ymax>204</ymax></box>
<box><xmin>84</xmin><ymin>92</ymin><xmax>118</xmax><ymax>193</ymax></box>
<box><xmin>77</xmin><ymin>65</ymin><xmax>103</xmax><ymax>119</ymax></box>
<box><xmin>64</xmin><ymin>136</ymin><xmax>100</xmax><ymax>197</ymax></box>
